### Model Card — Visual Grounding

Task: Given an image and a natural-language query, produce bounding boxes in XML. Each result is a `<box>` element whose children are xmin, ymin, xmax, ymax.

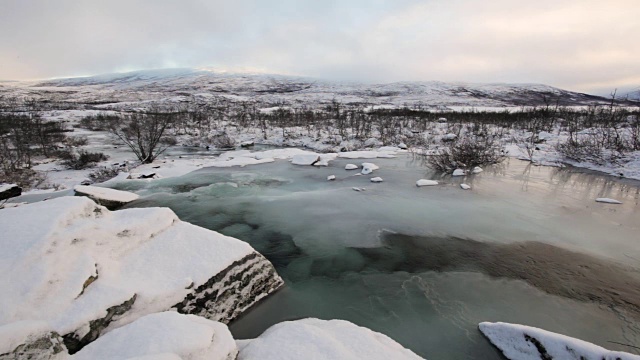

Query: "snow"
<box><xmin>595</xmin><ymin>198</ymin><xmax>623</xmax><ymax>204</ymax></box>
<box><xmin>327</xmin><ymin>175</ymin><xmax>336</xmax><ymax>181</ymax></box>
<box><xmin>443</xmin><ymin>133</ymin><xmax>457</xmax><ymax>141</ymax></box>
<box><xmin>416</xmin><ymin>179</ymin><xmax>438</xmax><ymax>186</ymax></box>
<box><xmin>370</xmin><ymin>177</ymin><xmax>383</xmax><ymax>183</ymax></box>
<box><xmin>0</xmin><ymin>183</ymin><xmax>18</xmax><ymax>193</ymax></box>
<box><xmin>479</xmin><ymin>321</ymin><xmax>640</xmax><ymax>360</ymax></box>
<box><xmin>452</xmin><ymin>169</ymin><xmax>466</xmax><ymax>176</ymax></box>
<box><xmin>0</xmin><ymin>196</ymin><xmax>256</xmax><ymax>337</ymax></box>
<box><xmin>313</xmin><ymin>153</ymin><xmax>338</xmax><ymax>166</ymax></box>
<box><xmin>237</xmin><ymin>318</ymin><xmax>423</xmax><ymax>360</ymax></box>
<box><xmin>73</xmin><ymin>185</ymin><xmax>139</xmax><ymax>204</ymax></box>
<box><xmin>338</xmin><ymin>151</ymin><xmax>396</xmax><ymax>159</ymax></box>
<box><xmin>291</xmin><ymin>154</ymin><xmax>320</xmax><ymax>166</ymax></box>
<box><xmin>0</xmin><ymin>320</ymin><xmax>53</xmax><ymax>354</ymax></box>
<box><xmin>345</xmin><ymin>164</ymin><xmax>359</xmax><ymax>170</ymax></box>
<box><xmin>73</xmin><ymin>312</ymin><xmax>237</xmax><ymax>360</ymax></box>
<box><xmin>361</xmin><ymin>163</ymin><xmax>379</xmax><ymax>175</ymax></box>
<box><xmin>460</xmin><ymin>184</ymin><xmax>471</xmax><ymax>190</ymax></box>
<box><xmin>472</xmin><ymin>166</ymin><xmax>483</xmax><ymax>174</ymax></box>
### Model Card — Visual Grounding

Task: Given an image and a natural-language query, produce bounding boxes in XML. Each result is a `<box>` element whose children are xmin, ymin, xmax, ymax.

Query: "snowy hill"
<box><xmin>1</xmin><ymin>68</ymin><xmax>628</xmax><ymax>109</ymax></box>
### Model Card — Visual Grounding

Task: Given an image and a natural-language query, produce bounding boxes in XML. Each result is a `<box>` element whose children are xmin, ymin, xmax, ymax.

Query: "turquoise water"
<box><xmin>116</xmin><ymin>155</ymin><xmax>640</xmax><ymax>359</ymax></box>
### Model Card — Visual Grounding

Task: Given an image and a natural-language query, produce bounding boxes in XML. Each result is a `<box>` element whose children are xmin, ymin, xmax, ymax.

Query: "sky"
<box><xmin>1</xmin><ymin>0</ymin><xmax>639</xmax><ymax>96</ymax></box>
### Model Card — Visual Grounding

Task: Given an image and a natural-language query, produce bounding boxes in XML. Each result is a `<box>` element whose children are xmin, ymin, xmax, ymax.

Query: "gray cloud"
<box><xmin>1</xmin><ymin>0</ymin><xmax>638</xmax><ymax>95</ymax></box>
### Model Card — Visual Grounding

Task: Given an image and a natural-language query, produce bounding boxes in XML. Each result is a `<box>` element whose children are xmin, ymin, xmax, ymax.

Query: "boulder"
<box><xmin>73</xmin><ymin>185</ymin><xmax>139</xmax><ymax>210</ymax></box>
<box><xmin>460</xmin><ymin>184</ymin><xmax>471</xmax><ymax>190</ymax></box>
<box><xmin>0</xmin><ymin>197</ymin><xmax>283</xmax><ymax>355</ymax></box>
<box><xmin>452</xmin><ymin>169</ymin><xmax>466</xmax><ymax>176</ymax></box>
<box><xmin>345</xmin><ymin>164</ymin><xmax>359</xmax><ymax>170</ymax></box>
<box><xmin>0</xmin><ymin>183</ymin><xmax>22</xmax><ymax>201</ymax></box>
<box><xmin>361</xmin><ymin>163</ymin><xmax>379</xmax><ymax>175</ymax></box>
<box><xmin>416</xmin><ymin>179</ymin><xmax>438</xmax><ymax>187</ymax></box>
<box><xmin>327</xmin><ymin>175</ymin><xmax>336</xmax><ymax>181</ymax></box>
<box><xmin>370</xmin><ymin>177</ymin><xmax>383</xmax><ymax>183</ymax></box>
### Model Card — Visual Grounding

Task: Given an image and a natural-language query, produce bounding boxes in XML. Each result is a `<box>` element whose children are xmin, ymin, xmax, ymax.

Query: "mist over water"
<box><xmin>119</xmin><ymin>155</ymin><xmax>640</xmax><ymax>358</ymax></box>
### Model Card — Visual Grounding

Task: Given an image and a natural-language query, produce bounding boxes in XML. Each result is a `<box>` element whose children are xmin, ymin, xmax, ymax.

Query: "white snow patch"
<box><xmin>416</xmin><ymin>179</ymin><xmax>438</xmax><ymax>187</ymax></box>
<box><xmin>73</xmin><ymin>185</ymin><xmax>139</xmax><ymax>204</ymax></box>
<box><xmin>73</xmin><ymin>312</ymin><xmax>237</xmax><ymax>360</ymax></box>
<box><xmin>237</xmin><ymin>318</ymin><xmax>423</xmax><ymax>360</ymax></box>
<box><xmin>479</xmin><ymin>321</ymin><xmax>640</xmax><ymax>360</ymax></box>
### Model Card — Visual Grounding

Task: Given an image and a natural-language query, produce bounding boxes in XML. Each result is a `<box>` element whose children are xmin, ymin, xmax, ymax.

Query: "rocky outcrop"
<box><xmin>0</xmin><ymin>331</ymin><xmax>66</xmax><ymax>360</ymax></box>
<box><xmin>0</xmin><ymin>197</ymin><xmax>283</xmax><ymax>357</ymax></box>
<box><xmin>0</xmin><ymin>184</ymin><xmax>21</xmax><ymax>201</ymax></box>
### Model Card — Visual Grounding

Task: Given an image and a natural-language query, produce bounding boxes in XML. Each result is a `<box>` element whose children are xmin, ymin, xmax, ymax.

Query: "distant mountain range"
<box><xmin>1</xmin><ymin>68</ymin><xmax>636</xmax><ymax>109</ymax></box>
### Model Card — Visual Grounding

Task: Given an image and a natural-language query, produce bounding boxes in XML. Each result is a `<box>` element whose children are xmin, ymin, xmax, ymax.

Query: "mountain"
<box><xmin>1</xmin><ymin>68</ymin><xmax>634</xmax><ymax>109</ymax></box>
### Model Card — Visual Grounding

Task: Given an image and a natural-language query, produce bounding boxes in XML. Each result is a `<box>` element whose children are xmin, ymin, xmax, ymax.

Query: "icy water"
<box><xmin>115</xmin><ymin>154</ymin><xmax>640</xmax><ymax>359</ymax></box>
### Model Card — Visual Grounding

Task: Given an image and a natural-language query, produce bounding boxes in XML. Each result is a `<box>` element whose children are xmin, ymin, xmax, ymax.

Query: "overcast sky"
<box><xmin>1</xmin><ymin>0</ymin><xmax>638</xmax><ymax>95</ymax></box>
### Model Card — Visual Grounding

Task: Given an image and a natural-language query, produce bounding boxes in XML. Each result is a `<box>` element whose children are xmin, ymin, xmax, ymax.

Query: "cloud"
<box><xmin>0</xmin><ymin>0</ymin><xmax>638</xmax><ymax>94</ymax></box>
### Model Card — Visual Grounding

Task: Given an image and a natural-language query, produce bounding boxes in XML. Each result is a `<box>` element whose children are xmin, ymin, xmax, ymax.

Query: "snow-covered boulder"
<box><xmin>370</xmin><ymin>177</ymin><xmax>383</xmax><ymax>183</ymax></box>
<box><xmin>0</xmin><ymin>321</ymin><xmax>67</xmax><ymax>360</ymax></box>
<box><xmin>479</xmin><ymin>322</ymin><xmax>640</xmax><ymax>360</ymax></box>
<box><xmin>345</xmin><ymin>164</ymin><xmax>359</xmax><ymax>170</ymax></box>
<box><xmin>73</xmin><ymin>185</ymin><xmax>139</xmax><ymax>209</ymax></box>
<box><xmin>0</xmin><ymin>183</ymin><xmax>21</xmax><ymax>201</ymax></box>
<box><xmin>398</xmin><ymin>143</ymin><xmax>408</xmax><ymax>150</ymax></box>
<box><xmin>416</xmin><ymin>179</ymin><xmax>438</xmax><ymax>187</ymax></box>
<box><xmin>460</xmin><ymin>184</ymin><xmax>471</xmax><ymax>190</ymax></box>
<box><xmin>291</xmin><ymin>154</ymin><xmax>320</xmax><ymax>166</ymax></box>
<box><xmin>313</xmin><ymin>153</ymin><xmax>338</xmax><ymax>167</ymax></box>
<box><xmin>0</xmin><ymin>197</ymin><xmax>283</xmax><ymax>354</ymax></box>
<box><xmin>595</xmin><ymin>198</ymin><xmax>622</xmax><ymax>204</ymax></box>
<box><xmin>73</xmin><ymin>312</ymin><xmax>237</xmax><ymax>360</ymax></box>
<box><xmin>442</xmin><ymin>133</ymin><xmax>457</xmax><ymax>141</ymax></box>
<box><xmin>452</xmin><ymin>169</ymin><xmax>466</xmax><ymax>176</ymax></box>
<box><xmin>472</xmin><ymin>166</ymin><xmax>483</xmax><ymax>174</ymax></box>
<box><xmin>361</xmin><ymin>163</ymin><xmax>379</xmax><ymax>175</ymax></box>
<box><xmin>237</xmin><ymin>318</ymin><xmax>423</xmax><ymax>360</ymax></box>
<box><xmin>327</xmin><ymin>175</ymin><xmax>336</xmax><ymax>181</ymax></box>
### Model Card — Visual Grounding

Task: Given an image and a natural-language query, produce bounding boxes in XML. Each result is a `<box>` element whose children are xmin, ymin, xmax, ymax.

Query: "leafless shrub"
<box><xmin>428</xmin><ymin>136</ymin><xmax>505</xmax><ymax>172</ymax></box>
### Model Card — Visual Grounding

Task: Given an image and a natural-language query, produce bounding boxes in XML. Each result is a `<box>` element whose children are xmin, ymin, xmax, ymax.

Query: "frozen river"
<box><xmin>114</xmin><ymin>153</ymin><xmax>640</xmax><ymax>359</ymax></box>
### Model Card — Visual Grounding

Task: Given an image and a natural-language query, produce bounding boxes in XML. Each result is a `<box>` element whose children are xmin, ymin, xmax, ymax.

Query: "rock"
<box><xmin>361</xmin><ymin>163</ymin><xmax>379</xmax><ymax>175</ymax></box>
<box><xmin>0</xmin><ymin>197</ymin><xmax>283</xmax><ymax>354</ymax></box>
<box><xmin>73</xmin><ymin>185</ymin><xmax>139</xmax><ymax>210</ymax></box>
<box><xmin>345</xmin><ymin>164</ymin><xmax>359</xmax><ymax>170</ymax></box>
<box><xmin>237</xmin><ymin>318</ymin><xmax>423</xmax><ymax>360</ymax></box>
<box><xmin>240</xmin><ymin>141</ymin><xmax>254</xmax><ymax>148</ymax></box>
<box><xmin>352</xmin><ymin>187</ymin><xmax>365</xmax><ymax>192</ymax></box>
<box><xmin>460</xmin><ymin>184</ymin><xmax>471</xmax><ymax>190</ymax></box>
<box><xmin>80</xmin><ymin>179</ymin><xmax>92</xmax><ymax>186</ymax></box>
<box><xmin>595</xmin><ymin>198</ymin><xmax>622</xmax><ymax>204</ymax></box>
<box><xmin>0</xmin><ymin>322</ymin><xmax>67</xmax><ymax>360</ymax></box>
<box><xmin>452</xmin><ymin>169</ymin><xmax>466</xmax><ymax>176</ymax></box>
<box><xmin>437</xmin><ymin>117</ymin><xmax>447</xmax><ymax>123</ymax></box>
<box><xmin>364</xmin><ymin>138</ymin><xmax>383</xmax><ymax>148</ymax></box>
<box><xmin>398</xmin><ymin>142</ymin><xmax>408</xmax><ymax>150</ymax></box>
<box><xmin>291</xmin><ymin>154</ymin><xmax>320</xmax><ymax>166</ymax></box>
<box><xmin>416</xmin><ymin>179</ymin><xmax>438</xmax><ymax>187</ymax></box>
<box><xmin>472</xmin><ymin>166</ymin><xmax>483</xmax><ymax>174</ymax></box>
<box><xmin>370</xmin><ymin>177</ymin><xmax>383</xmax><ymax>183</ymax></box>
<box><xmin>327</xmin><ymin>175</ymin><xmax>336</xmax><ymax>181</ymax></box>
<box><xmin>0</xmin><ymin>183</ymin><xmax>22</xmax><ymax>201</ymax></box>
<box><xmin>137</xmin><ymin>172</ymin><xmax>157</xmax><ymax>179</ymax></box>
<box><xmin>73</xmin><ymin>312</ymin><xmax>237</xmax><ymax>360</ymax></box>
<box><xmin>442</xmin><ymin>133</ymin><xmax>457</xmax><ymax>142</ymax></box>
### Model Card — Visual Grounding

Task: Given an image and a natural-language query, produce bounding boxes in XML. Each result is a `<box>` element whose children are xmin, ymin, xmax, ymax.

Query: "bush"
<box><xmin>428</xmin><ymin>136</ymin><xmax>505</xmax><ymax>172</ymax></box>
<box><xmin>66</xmin><ymin>136</ymin><xmax>89</xmax><ymax>147</ymax></box>
<box><xmin>62</xmin><ymin>150</ymin><xmax>108</xmax><ymax>170</ymax></box>
<box><xmin>88</xmin><ymin>166</ymin><xmax>121</xmax><ymax>183</ymax></box>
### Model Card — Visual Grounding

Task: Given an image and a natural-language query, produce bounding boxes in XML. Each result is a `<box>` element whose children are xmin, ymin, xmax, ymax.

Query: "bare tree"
<box><xmin>108</xmin><ymin>110</ymin><xmax>176</xmax><ymax>163</ymax></box>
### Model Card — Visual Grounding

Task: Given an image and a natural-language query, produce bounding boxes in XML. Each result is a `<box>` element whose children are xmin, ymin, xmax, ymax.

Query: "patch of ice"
<box><xmin>73</xmin><ymin>185</ymin><xmax>139</xmax><ymax>204</ymax></box>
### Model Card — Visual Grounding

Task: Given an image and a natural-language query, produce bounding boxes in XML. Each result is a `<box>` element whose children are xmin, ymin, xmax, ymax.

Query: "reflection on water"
<box><xmin>119</xmin><ymin>155</ymin><xmax>640</xmax><ymax>359</ymax></box>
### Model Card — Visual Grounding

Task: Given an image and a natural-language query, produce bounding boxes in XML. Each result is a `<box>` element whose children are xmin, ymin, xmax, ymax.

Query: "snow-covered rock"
<box><xmin>416</xmin><ymin>179</ymin><xmax>438</xmax><ymax>186</ymax></box>
<box><xmin>345</xmin><ymin>164</ymin><xmax>359</xmax><ymax>170</ymax></box>
<box><xmin>452</xmin><ymin>169</ymin><xmax>466</xmax><ymax>176</ymax></box>
<box><xmin>595</xmin><ymin>197</ymin><xmax>622</xmax><ymax>204</ymax></box>
<box><xmin>361</xmin><ymin>163</ymin><xmax>379</xmax><ymax>175</ymax></box>
<box><xmin>237</xmin><ymin>318</ymin><xmax>423</xmax><ymax>360</ymax></box>
<box><xmin>460</xmin><ymin>184</ymin><xmax>471</xmax><ymax>190</ymax></box>
<box><xmin>73</xmin><ymin>185</ymin><xmax>139</xmax><ymax>209</ymax></box>
<box><xmin>398</xmin><ymin>143</ymin><xmax>408</xmax><ymax>150</ymax></box>
<box><xmin>472</xmin><ymin>166</ymin><xmax>484</xmax><ymax>174</ymax></box>
<box><xmin>313</xmin><ymin>153</ymin><xmax>338</xmax><ymax>167</ymax></box>
<box><xmin>370</xmin><ymin>177</ymin><xmax>383</xmax><ymax>183</ymax></box>
<box><xmin>442</xmin><ymin>133</ymin><xmax>457</xmax><ymax>141</ymax></box>
<box><xmin>327</xmin><ymin>175</ymin><xmax>336</xmax><ymax>181</ymax></box>
<box><xmin>479</xmin><ymin>321</ymin><xmax>640</xmax><ymax>360</ymax></box>
<box><xmin>352</xmin><ymin>187</ymin><xmax>365</xmax><ymax>192</ymax></box>
<box><xmin>291</xmin><ymin>154</ymin><xmax>320</xmax><ymax>166</ymax></box>
<box><xmin>0</xmin><ymin>183</ymin><xmax>22</xmax><ymax>201</ymax></box>
<box><xmin>73</xmin><ymin>312</ymin><xmax>237</xmax><ymax>360</ymax></box>
<box><xmin>0</xmin><ymin>197</ymin><xmax>283</xmax><ymax>354</ymax></box>
<box><xmin>0</xmin><ymin>321</ymin><xmax>66</xmax><ymax>360</ymax></box>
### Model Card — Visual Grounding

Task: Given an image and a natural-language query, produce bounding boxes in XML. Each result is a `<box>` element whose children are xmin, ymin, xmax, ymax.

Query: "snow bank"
<box><xmin>416</xmin><ymin>179</ymin><xmax>438</xmax><ymax>186</ymax></box>
<box><xmin>0</xmin><ymin>197</ymin><xmax>283</xmax><ymax>352</ymax></box>
<box><xmin>361</xmin><ymin>163</ymin><xmax>379</xmax><ymax>175</ymax></box>
<box><xmin>479</xmin><ymin>322</ymin><xmax>640</xmax><ymax>360</ymax></box>
<box><xmin>73</xmin><ymin>185</ymin><xmax>139</xmax><ymax>208</ymax></box>
<box><xmin>338</xmin><ymin>151</ymin><xmax>396</xmax><ymax>159</ymax></box>
<box><xmin>238</xmin><ymin>318</ymin><xmax>423</xmax><ymax>360</ymax></box>
<box><xmin>291</xmin><ymin>154</ymin><xmax>320</xmax><ymax>166</ymax></box>
<box><xmin>595</xmin><ymin>198</ymin><xmax>623</xmax><ymax>204</ymax></box>
<box><xmin>73</xmin><ymin>312</ymin><xmax>237</xmax><ymax>360</ymax></box>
